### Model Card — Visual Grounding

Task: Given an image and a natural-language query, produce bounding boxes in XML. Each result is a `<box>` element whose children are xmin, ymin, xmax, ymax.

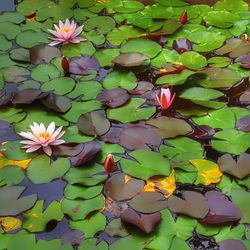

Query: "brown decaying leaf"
<box><xmin>218</xmin><ymin>153</ymin><xmax>250</xmax><ymax>179</ymax></box>
<box><xmin>167</xmin><ymin>191</ymin><xmax>209</xmax><ymax>219</ymax></box>
<box><xmin>121</xmin><ymin>208</ymin><xmax>161</xmax><ymax>234</ymax></box>
<box><xmin>0</xmin><ymin>216</ymin><xmax>22</xmax><ymax>232</ymax></box>
<box><xmin>200</xmin><ymin>191</ymin><xmax>241</xmax><ymax>224</ymax></box>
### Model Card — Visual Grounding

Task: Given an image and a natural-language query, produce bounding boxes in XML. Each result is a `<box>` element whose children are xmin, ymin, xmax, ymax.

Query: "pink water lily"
<box><xmin>155</xmin><ymin>88</ymin><xmax>176</xmax><ymax>110</ymax></box>
<box><xmin>19</xmin><ymin>122</ymin><xmax>65</xmax><ymax>156</ymax></box>
<box><xmin>48</xmin><ymin>19</ymin><xmax>86</xmax><ymax>46</ymax></box>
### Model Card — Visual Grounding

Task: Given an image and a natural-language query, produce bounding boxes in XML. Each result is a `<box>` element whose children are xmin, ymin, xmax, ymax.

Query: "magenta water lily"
<box><xmin>19</xmin><ymin>122</ymin><xmax>65</xmax><ymax>156</ymax></box>
<box><xmin>48</xmin><ymin>19</ymin><xmax>86</xmax><ymax>46</ymax></box>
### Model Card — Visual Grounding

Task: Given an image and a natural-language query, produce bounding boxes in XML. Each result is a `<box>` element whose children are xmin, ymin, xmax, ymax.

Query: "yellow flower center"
<box><xmin>60</xmin><ymin>27</ymin><xmax>73</xmax><ymax>34</ymax></box>
<box><xmin>38</xmin><ymin>132</ymin><xmax>51</xmax><ymax>140</ymax></box>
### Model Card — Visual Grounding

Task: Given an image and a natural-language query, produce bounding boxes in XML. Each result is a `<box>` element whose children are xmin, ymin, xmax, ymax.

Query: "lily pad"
<box><xmin>120</xmin><ymin>149</ymin><xmax>170</xmax><ymax>179</ymax></box>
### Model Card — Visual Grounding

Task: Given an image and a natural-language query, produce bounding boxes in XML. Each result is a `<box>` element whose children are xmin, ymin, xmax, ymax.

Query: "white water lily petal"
<box><xmin>43</xmin><ymin>146</ymin><xmax>52</xmax><ymax>156</ymax></box>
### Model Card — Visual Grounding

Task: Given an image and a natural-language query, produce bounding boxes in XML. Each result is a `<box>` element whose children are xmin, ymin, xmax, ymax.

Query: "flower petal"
<box><xmin>43</xmin><ymin>146</ymin><xmax>52</xmax><ymax>156</ymax></box>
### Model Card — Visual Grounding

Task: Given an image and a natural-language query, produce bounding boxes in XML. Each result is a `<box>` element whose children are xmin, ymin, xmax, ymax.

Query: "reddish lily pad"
<box><xmin>96</xmin><ymin>88</ymin><xmax>130</xmax><ymax>108</ymax></box>
<box><xmin>218</xmin><ymin>153</ymin><xmax>250</xmax><ymax>179</ymax></box>
<box><xmin>200</xmin><ymin>191</ymin><xmax>241</xmax><ymax>224</ymax></box>
<box><xmin>105</xmin><ymin>173</ymin><xmax>144</xmax><ymax>201</ymax></box>
<box><xmin>167</xmin><ymin>191</ymin><xmax>209</xmax><ymax>219</ymax></box>
<box><xmin>120</xmin><ymin>124</ymin><xmax>161</xmax><ymax>150</ymax></box>
<box><xmin>121</xmin><ymin>208</ymin><xmax>161</xmax><ymax>234</ymax></box>
<box><xmin>129</xmin><ymin>192</ymin><xmax>168</xmax><ymax>213</ymax></box>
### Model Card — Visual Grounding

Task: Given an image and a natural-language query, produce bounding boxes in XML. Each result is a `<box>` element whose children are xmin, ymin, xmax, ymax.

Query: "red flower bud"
<box><xmin>104</xmin><ymin>154</ymin><xmax>115</xmax><ymax>177</ymax></box>
<box><xmin>180</xmin><ymin>10</ymin><xmax>188</xmax><ymax>24</ymax></box>
<box><xmin>61</xmin><ymin>56</ymin><xmax>70</xmax><ymax>76</ymax></box>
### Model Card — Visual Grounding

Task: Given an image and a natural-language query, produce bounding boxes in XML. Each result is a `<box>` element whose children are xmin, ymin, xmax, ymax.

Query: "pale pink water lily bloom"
<box><xmin>48</xmin><ymin>19</ymin><xmax>86</xmax><ymax>46</ymax></box>
<box><xmin>19</xmin><ymin>122</ymin><xmax>65</xmax><ymax>156</ymax></box>
<box><xmin>155</xmin><ymin>88</ymin><xmax>176</xmax><ymax>110</ymax></box>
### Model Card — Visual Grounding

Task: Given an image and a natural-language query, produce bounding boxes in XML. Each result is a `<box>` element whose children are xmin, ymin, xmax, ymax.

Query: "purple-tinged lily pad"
<box><xmin>236</xmin><ymin>115</ymin><xmax>250</xmax><ymax>132</ymax></box>
<box><xmin>167</xmin><ymin>191</ymin><xmax>209</xmax><ymax>219</ymax></box>
<box><xmin>121</xmin><ymin>208</ymin><xmax>161</xmax><ymax>234</ymax></box>
<box><xmin>200</xmin><ymin>191</ymin><xmax>241</xmax><ymax>224</ymax></box>
<box><xmin>218</xmin><ymin>153</ymin><xmax>250</xmax><ymax>179</ymax></box>
<box><xmin>12</xmin><ymin>88</ymin><xmax>42</xmax><ymax>105</ymax></box>
<box><xmin>173</xmin><ymin>38</ymin><xmax>193</xmax><ymax>54</ymax></box>
<box><xmin>218</xmin><ymin>240</ymin><xmax>246</xmax><ymax>250</ymax></box>
<box><xmin>69</xmin><ymin>56</ymin><xmax>100</xmax><ymax>75</ymax></box>
<box><xmin>120</xmin><ymin>124</ymin><xmax>161</xmax><ymax>150</ymax></box>
<box><xmin>97</xmin><ymin>88</ymin><xmax>130</xmax><ymax>108</ymax></box>
<box><xmin>70</xmin><ymin>141</ymin><xmax>102</xmax><ymax>166</ymax></box>
<box><xmin>105</xmin><ymin>173</ymin><xmax>144</xmax><ymax>201</ymax></box>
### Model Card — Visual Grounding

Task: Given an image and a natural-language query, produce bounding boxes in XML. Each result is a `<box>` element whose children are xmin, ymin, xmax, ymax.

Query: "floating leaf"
<box><xmin>147</xmin><ymin>117</ymin><xmax>192</xmax><ymax>139</ymax></box>
<box><xmin>130</xmin><ymin>192</ymin><xmax>168</xmax><ymax>213</ymax></box>
<box><xmin>77</xmin><ymin>112</ymin><xmax>110</xmax><ymax>136</ymax></box>
<box><xmin>178</xmin><ymin>51</ymin><xmax>207</xmax><ymax>69</ymax></box>
<box><xmin>167</xmin><ymin>191</ymin><xmax>209</xmax><ymax>219</ymax></box>
<box><xmin>105</xmin><ymin>173</ymin><xmax>144</xmax><ymax>201</ymax></box>
<box><xmin>23</xmin><ymin>200</ymin><xmax>64</xmax><ymax>232</ymax></box>
<box><xmin>218</xmin><ymin>153</ymin><xmax>250</xmax><ymax>179</ymax></box>
<box><xmin>200</xmin><ymin>191</ymin><xmax>241</xmax><ymax>224</ymax></box>
<box><xmin>103</xmin><ymin>71</ymin><xmax>137</xmax><ymax>90</ymax></box>
<box><xmin>96</xmin><ymin>88</ymin><xmax>130</xmax><ymax>108</ymax></box>
<box><xmin>113</xmin><ymin>53</ymin><xmax>149</xmax><ymax>67</ymax></box>
<box><xmin>121</xmin><ymin>208</ymin><xmax>161</xmax><ymax>234</ymax></box>
<box><xmin>120</xmin><ymin>149</ymin><xmax>170</xmax><ymax>180</ymax></box>
<box><xmin>107</xmin><ymin>98</ymin><xmax>156</xmax><ymax>123</ymax></box>
<box><xmin>0</xmin><ymin>217</ymin><xmax>22</xmax><ymax>232</ymax></box>
<box><xmin>62</xmin><ymin>195</ymin><xmax>104</xmax><ymax>220</ymax></box>
<box><xmin>0</xmin><ymin>186</ymin><xmax>37</xmax><ymax>216</ymax></box>
<box><xmin>0</xmin><ymin>166</ymin><xmax>25</xmax><ymax>187</ymax></box>
<box><xmin>27</xmin><ymin>155</ymin><xmax>70</xmax><ymax>184</ymax></box>
<box><xmin>143</xmin><ymin>170</ymin><xmax>176</xmax><ymax>198</ymax></box>
<box><xmin>189</xmin><ymin>159</ymin><xmax>222</xmax><ymax>185</ymax></box>
<box><xmin>120</xmin><ymin>124</ymin><xmax>161</xmax><ymax>150</ymax></box>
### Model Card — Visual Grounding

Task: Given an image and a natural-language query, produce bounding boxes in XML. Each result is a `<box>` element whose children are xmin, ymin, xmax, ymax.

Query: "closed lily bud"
<box><xmin>104</xmin><ymin>154</ymin><xmax>115</xmax><ymax>177</ymax></box>
<box><xmin>180</xmin><ymin>10</ymin><xmax>188</xmax><ymax>24</ymax></box>
<box><xmin>155</xmin><ymin>88</ymin><xmax>176</xmax><ymax>110</ymax></box>
<box><xmin>61</xmin><ymin>56</ymin><xmax>70</xmax><ymax>76</ymax></box>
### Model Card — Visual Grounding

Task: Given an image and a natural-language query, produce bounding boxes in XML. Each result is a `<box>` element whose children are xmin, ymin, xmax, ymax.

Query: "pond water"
<box><xmin>0</xmin><ymin>0</ymin><xmax>250</xmax><ymax>250</ymax></box>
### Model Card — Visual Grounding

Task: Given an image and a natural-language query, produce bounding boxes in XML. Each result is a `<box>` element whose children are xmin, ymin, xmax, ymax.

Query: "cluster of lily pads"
<box><xmin>1</xmin><ymin>0</ymin><xmax>250</xmax><ymax>249</ymax></box>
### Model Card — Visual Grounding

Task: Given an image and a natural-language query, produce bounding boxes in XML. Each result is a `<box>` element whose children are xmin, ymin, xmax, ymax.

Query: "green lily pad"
<box><xmin>0</xmin><ymin>12</ymin><xmax>25</xmax><ymax>24</ymax></box>
<box><xmin>41</xmin><ymin>77</ymin><xmax>75</xmax><ymax>95</ymax></box>
<box><xmin>31</xmin><ymin>63</ymin><xmax>61</xmax><ymax>82</ymax></box>
<box><xmin>0</xmin><ymin>107</ymin><xmax>26</xmax><ymax>124</ymax></box>
<box><xmin>69</xmin><ymin>212</ymin><xmax>106</xmax><ymax>237</ymax></box>
<box><xmin>107</xmin><ymin>98</ymin><xmax>156</xmax><ymax>123</ymax></box>
<box><xmin>16</xmin><ymin>30</ymin><xmax>49</xmax><ymax>48</ymax></box>
<box><xmin>27</xmin><ymin>155</ymin><xmax>70</xmax><ymax>184</ymax></box>
<box><xmin>204</xmin><ymin>11</ymin><xmax>239</xmax><ymax>28</ymax></box>
<box><xmin>114</xmin><ymin>1</ymin><xmax>144</xmax><ymax>13</ymax></box>
<box><xmin>178</xmin><ymin>51</ymin><xmax>207</xmax><ymax>70</ymax></box>
<box><xmin>0</xmin><ymin>34</ymin><xmax>12</xmax><ymax>51</ymax></box>
<box><xmin>120</xmin><ymin>38</ymin><xmax>161</xmax><ymax>58</ymax></box>
<box><xmin>107</xmin><ymin>25</ymin><xmax>144</xmax><ymax>46</ymax></box>
<box><xmin>61</xmin><ymin>42</ymin><xmax>95</xmax><ymax>57</ymax></box>
<box><xmin>0</xmin><ymin>166</ymin><xmax>25</xmax><ymax>187</ymax></box>
<box><xmin>156</xmin><ymin>69</ymin><xmax>196</xmax><ymax>85</ymax></box>
<box><xmin>103</xmin><ymin>71</ymin><xmax>137</xmax><ymax>90</ymax></box>
<box><xmin>61</xmin><ymin>100</ymin><xmax>102</xmax><ymax>123</ymax></box>
<box><xmin>62</xmin><ymin>195</ymin><xmax>104</xmax><ymax>220</ymax></box>
<box><xmin>120</xmin><ymin>149</ymin><xmax>170</xmax><ymax>179</ymax></box>
<box><xmin>211</xmin><ymin>129</ymin><xmax>250</xmax><ymax>155</ymax></box>
<box><xmin>0</xmin><ymin>22</ymin><xmax>20</xmax><ymax>40</ymax></box>
<box><xmin>147</xmin><ymin>117</ymin><xmax>193</xmax><ymax>139</ymax></box>
<box><xmin>64</xmin><ymin>163</ymin><xmax>107</xmax><ymax>186</ymax></box>
<box><xmin>23</xmin><ymin>200</ymin><xmax>64</xmax><ymax>232</ymax></box>
<box><xmin>84</xmin><ymin>16</ymin><xmax>115</xmax><ymax>34</ymax></box>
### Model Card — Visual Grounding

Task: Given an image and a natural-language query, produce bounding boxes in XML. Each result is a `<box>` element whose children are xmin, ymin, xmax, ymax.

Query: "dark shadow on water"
<box><xmin>0</xmin><ymin>0</ymin><xmax>15</xmax><ymax>12</ymax></box>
